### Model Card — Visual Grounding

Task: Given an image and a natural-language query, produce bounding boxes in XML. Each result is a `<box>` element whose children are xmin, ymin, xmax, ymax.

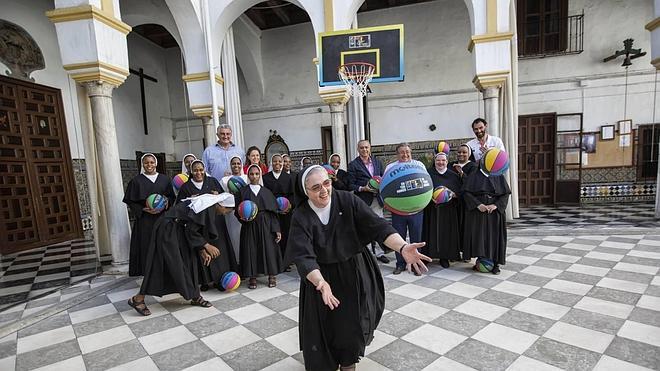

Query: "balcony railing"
<box><xmin>519</xmin><ymin>14</ymin><xmax>584</xmax><ymax>59</ymax></box>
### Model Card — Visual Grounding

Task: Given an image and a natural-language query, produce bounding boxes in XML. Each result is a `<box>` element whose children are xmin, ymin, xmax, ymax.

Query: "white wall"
<box><xmin>235</xmin><ymin>0</ymin><xmax>655</xmax><ymax>150</ymax></box>
<box><xmin>518</xmin><ymin>0</ymin><xmax>657</xmax><ymax>131</ymax></box>
<box><xmin>235</xmin><ymin>18</ymin><xmax>327</xmax><ymax>151</ymax></box>
<box><xmin>113</xmin><ymin>33</ymin><xmax>177</xmax><ymax>160</ymax></box>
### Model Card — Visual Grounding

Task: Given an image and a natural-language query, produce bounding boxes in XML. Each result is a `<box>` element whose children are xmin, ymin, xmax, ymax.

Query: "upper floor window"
<box><xmin>517</xmin><ymin>0</ymin><xmax>583</xmax><ymax>58</ymax></box>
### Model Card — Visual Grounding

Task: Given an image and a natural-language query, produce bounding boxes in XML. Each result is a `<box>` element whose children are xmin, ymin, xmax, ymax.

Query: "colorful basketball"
<box><xmin>436</xmin><ymin>141</ymin><xmax>450</xmax><ymax>155</ymax></box>
<box><xmin>367</xmin><ymin>176</ymin><xmax>382</xmax><ymax>191</ymax></box>
<box><xmin>476</xmin><ymin>258</ymin><xmax>494</xmax><ymax>273</ymax></box>
<box><xmin>380</xmin><ymin>163</ymin><xmax>433</xmax><ymax>216</ymax></box>
<box><xmin>276</xmin><ymin>196</ymin><xmax>291</xmax><ymax>214</ymax></box>
<box><xmin>238</xmin><ymin>200</ymin><xmax>258</xmax><ymax>221</ymax></box>
<box><xmin>480</xmin><ymin>148</ymin><xmax>509</xmax><ymax>176</ymax></box>
<box><xmin>322</xmin><ymin>164</ymin><xmax>336</xmax><ymax>176</ymax></box>
<box><xmin>172</xmin><ymin>173</ymin><xmax>188</xmax><ymax>191</ymax></box>
<box><xmin>145</xmin><ymin>193</ymin><xmax>166</xmax><ymax>212</ymax></box>
<box><xmin>431</xmin><ymin>186</ymin><xmax>452</xmax><ymax>204</ymax></box>
<box><xmin>219</xmin><ymin>271</ymin><xmax>241</xmax><ymax>291</ymax></box>
<box><xmin>227</xmin><ymin>176</ymin><xmax>247</xmax><ymax>194</ymax></box>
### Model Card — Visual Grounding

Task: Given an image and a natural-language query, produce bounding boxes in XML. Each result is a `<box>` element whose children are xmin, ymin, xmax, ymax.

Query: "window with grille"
<box><xmin>517</xmin><ymin>0</ymin><xmax>583</xmax><ymax>58</ymax></box>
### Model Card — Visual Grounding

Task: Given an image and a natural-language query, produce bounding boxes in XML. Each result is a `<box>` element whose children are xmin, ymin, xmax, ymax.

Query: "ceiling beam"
<box><xmin>246</xmin><ymin>8</ymin><xmax>268</xmax><ymax>29</ymax></box>
<box><xmin>267</xmin><ymin>0</ymin><xmax>291</xmax><ymax>25</ymax></box>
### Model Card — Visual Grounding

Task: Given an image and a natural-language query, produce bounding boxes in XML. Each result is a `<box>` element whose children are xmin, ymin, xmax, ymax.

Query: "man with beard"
<box><xmin>466</xmin><ymin>118</ymin><xmax>505</xmax><ymax>162</ymax></box>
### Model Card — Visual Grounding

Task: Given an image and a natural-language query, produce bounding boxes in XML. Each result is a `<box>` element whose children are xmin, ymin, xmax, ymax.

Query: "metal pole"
<box><xmin>363</xmin><ymin>90</ymin><xmax>370</xmax><ymax>141</ymax></box>
<box><xmin>202</xmin><ymin>0</ymin><xmax>218</xmax><ymax>130</ymax></box>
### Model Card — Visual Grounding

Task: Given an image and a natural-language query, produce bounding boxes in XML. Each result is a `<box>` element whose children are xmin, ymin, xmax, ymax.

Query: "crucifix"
<box><xmin>129</xmin><ymin>67</ymin><xmax>158</xmax><ymax>135</ymax></box>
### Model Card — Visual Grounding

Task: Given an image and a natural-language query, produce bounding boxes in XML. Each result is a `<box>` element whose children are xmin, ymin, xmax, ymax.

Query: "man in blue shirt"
<box><xmin>202</xmin><ymin>124</ymin><xmax>245</xmax><ymax>180</ymax></box>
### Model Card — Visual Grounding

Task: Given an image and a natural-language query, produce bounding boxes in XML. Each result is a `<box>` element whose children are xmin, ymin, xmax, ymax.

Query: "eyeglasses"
<box><xmin>306</xmin><ymin>179</ymin><xmax>332</xmax><ymax>193</ymax></box>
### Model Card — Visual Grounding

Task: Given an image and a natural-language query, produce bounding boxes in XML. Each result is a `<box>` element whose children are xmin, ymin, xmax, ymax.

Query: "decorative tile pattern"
<box><xmin>0</xmin><ymin>240</ymin><xmax>111</xmax><ymax>310</ymax></box>
<box><xmin>0</xmin><ymin>233</ymin><xmax>658</xmax><ymax>370</ymax></box>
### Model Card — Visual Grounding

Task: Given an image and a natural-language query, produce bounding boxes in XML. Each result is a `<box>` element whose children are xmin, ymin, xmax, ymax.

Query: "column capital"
<box><xmin>473</xmin><ymin>71</ymin><xmax>509</xmax><ymax>91</ymax></box>
<box><xmin>329</xmin><ymin>102</ymin><xmax>346</xmax><ymax>113</ymax></box>
<box><xmin>319</xmin><ymin>87</ymin><xmax>350</xmax><ymax>105</ymax></box>
<box><xmin>482</xmin><ymin>85</ymin><xmax>500</xmax><ymax>99</ymax></box>
<box><xmin>82</xmin><ymin>80</ymin><xmax>115</xmax><ymax>98</ymax></box>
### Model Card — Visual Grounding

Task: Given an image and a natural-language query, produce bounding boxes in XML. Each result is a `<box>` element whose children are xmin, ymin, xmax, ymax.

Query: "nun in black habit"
<box><xmin>177</xmin><ymin>160</ymin><xmax>238</xmax><ymax>289</ymax></box>
<box><xmin>422</xmin><ymin>152</ymin><xmax>462</xmax><ymax>268</ymax></box>
<box><xmin>128</xmin><ymin>193</ymin><xmax>235</xmax><ymax>316</ymax></box>
<box><xmin>123</xmin><ymin>153</ymin><xmax>175</xmax><ymax>277</ymax></box>
<box><xmin>328</xmin><ymin>153</ymin><xmax>351</xmax><ymax>191</ymax></box>
<box><xmin>449</xmin><ymin>144</ymin><xmax>477</xmax><ymax>261</ymax></box>
<box><xmin>262</xmin><ymin>154</ymin><xmax>294</xmax><ymax>261</ymax></box>
<box><xmin>236</xmin><ymin>164</ymin><xmax>282</xmax><ymax>289</ymax></box>
<box><xmin>462</xmin><ymin>166</ymin><xmax>511</xmax><ymax>274</ymax></box>
<box><xmin>285</xmin><ymin>165</ymin><xmax>432</xmax><ymax>371</ymax></box>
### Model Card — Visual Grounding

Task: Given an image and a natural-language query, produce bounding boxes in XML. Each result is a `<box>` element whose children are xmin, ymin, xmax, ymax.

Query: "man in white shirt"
<box><xmin>466</xmin><ymin>118</ymin><xmax>506</xmax><ymax>162</ymax></box>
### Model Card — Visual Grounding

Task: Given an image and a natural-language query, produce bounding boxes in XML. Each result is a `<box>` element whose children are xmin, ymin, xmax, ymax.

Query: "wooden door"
<box><xmin>320</xmin><ymin>126</ymin><xmax>348</xmax><ymax>163</ymax></box>
<box><xmin>0</xmin><ymin>76</ymin><xmax>81</xmax><ymax>254</ymax></box>
<box><xmin>518</xmin><ymin>114</ymin><xmax>556</xmax><ymax>206</ymax></box>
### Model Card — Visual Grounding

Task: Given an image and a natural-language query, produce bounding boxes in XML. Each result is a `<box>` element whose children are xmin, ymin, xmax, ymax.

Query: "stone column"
<box><xmin>83</xmin><ymin>81</ymin><xmax>131</xmax><ymax>266</ymax></box>
<box><xmin>329</xmin><ymin>103</ymin><xmax>348</xmax><ymax>170</ymax></box>
<box><xmin>201</xmin><ymin>116</ymin><xmax>215</xmax><ymax>148</ymax></box>
<box><xmin>221</xmin><ymin>27</ymin><xmax>244</xmax><ymax>149</ymax></box>
<box><xmin>483</xmin><ymin>86</ymin><xmax>501</xmax><ymax>137</ymax></box>
<box><xmin>347</xmin><ymin>96</ymin><xmax>365</xmax><ymax>161</ymax></box>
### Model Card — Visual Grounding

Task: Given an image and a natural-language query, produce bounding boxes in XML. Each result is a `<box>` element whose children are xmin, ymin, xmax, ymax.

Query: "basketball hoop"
<box><xmin>338</xmin><ymin>62</ymin><xmax>375</xmax><ymax>97</ymax></box>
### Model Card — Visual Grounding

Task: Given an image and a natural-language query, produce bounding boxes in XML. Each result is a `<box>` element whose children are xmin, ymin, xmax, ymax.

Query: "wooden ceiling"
<box><xmin>246</xmin><ymin>0</ymin><xmax>435</xmax><ymax>30</ymax></box>
<box><xmin>132</xmin><ymin>0</ymin><xmax>437</xmax><ymax>48</ymax></box>
<box><xmin>132</xmin><ymin>24</ymin><xmax>178</xmax><ymax>48</ymax></box>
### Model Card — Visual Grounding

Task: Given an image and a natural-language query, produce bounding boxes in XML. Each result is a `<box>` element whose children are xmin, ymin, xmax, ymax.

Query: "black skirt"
<box><xmin>298</xmin><ymin>247</ymin><xmax>384</xmax><ymax>371</ymax></box>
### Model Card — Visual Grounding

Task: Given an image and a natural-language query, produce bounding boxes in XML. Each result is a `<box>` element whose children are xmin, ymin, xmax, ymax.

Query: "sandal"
<box><xmin>128</xmin><ymin>296</ymin><xmax>151</xmax><ymax>316</ymax></box>
<box><xmin>249</xmin><ymin>277</ymin><xmax>257</xmax><ymax>289</ymax></box>
<box><xmin>190</xmin><ymin>296</ymin><xmax>213</xmax><ymax>308</ymax></box>
<box><xmin>268</xmin><ymin>275</ymin><xmax>276</xmax><ymax>288</ymax></box>
<box><xmin>340</xmin><ymin>364</ymin><xmax>356</xmax><ymax>371</ymax></box>
<box><xmin>200</xmin><ymin>284</ymin><xmax>209</xmax><ymax>292</ymax></box>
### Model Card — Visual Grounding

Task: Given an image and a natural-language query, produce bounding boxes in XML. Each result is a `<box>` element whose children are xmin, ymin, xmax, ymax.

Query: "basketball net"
<box><xmin>338</xmin><ymin>62</ymin><xmax>375</xmax><ymax>97</ymax></box>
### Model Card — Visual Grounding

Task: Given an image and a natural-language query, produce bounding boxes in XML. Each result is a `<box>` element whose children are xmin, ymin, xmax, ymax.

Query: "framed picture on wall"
<box><xmin>601</xmin><ymin>125</ymin><xmax>615</xmax><ymax>141</ymax></box>
<box><xmin>618</xmin><ymin>119</ymin><xmax>632</xmax><ymax>135</ymax></box>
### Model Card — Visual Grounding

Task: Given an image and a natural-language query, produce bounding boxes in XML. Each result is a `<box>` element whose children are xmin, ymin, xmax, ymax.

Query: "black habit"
<box><xmin>139</xmin><ymin>200</ymin><xmax>218</xmax><ymax>300</ymax></box>
<box><xmin>331</xmin><ymin>169</ymin><xmax>351</xmax><ymax>191</ymax></box>
<box><xmin>286</xmin><ymin>183</ymin><xmax>396</xmax><ymax>371</ymax></box>
<box><xmin>449</xmin><ymin>160</ymin><xmax>478</xmax><ymax>255</ymax></box>
<box><xmin>176</xmin><ymin>177</ymin><xmax>239</xmax><ymax>283</ymax></box>
<box><xmin>263</xmin><ymin>171</ymin><xmax>294</xmax><ymax>258</ymax></box>
<box><xmin>236</xmin><ymin>185</ymin><xmax>282</xmax><ymax>277</ymax></box>
<box><xmin>421</xmin><ymin>167</ymin><xmax>462</xmax><ymax>260</ymax></box>
<box><xmin>123</xmin><ymin>173</ymin><xmax>175</xmax><ymax>276</ymax></box>
<box><xmin>462</xmin><ymin>170</ymin><xmax>511</xmax><ymax>265</ymax></box>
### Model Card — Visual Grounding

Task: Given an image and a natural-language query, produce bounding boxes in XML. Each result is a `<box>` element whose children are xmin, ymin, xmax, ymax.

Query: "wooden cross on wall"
<box><xmin>129</xmin><ymin>67</ymin><xmax>158</xmax><ymax>135</ymax></box>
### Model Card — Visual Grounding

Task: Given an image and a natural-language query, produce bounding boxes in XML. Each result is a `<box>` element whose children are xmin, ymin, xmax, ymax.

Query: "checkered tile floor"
<box><xmin>510</xmin><ymin>202</ymin><xmax>659</xmax><ymax>229</ymax></box>
<box><xmin>0</xmin><ymin>240</ymin><xmax>107</xmax><ymax>310</ymax></box>
<box><xmin>0</xmin><ymin>234</ymin><xmax>658</xmax><ymax>370</ymax></box>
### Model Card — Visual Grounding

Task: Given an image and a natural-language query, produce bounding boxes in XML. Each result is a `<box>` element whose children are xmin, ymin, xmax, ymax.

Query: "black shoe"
<box><xmin>377</xmin><ymin>255</ymin><xmax>390</xmax><ymax>264</ymax></box>
<box><xmin>200</xmin><ymin>284</ymin><xmax>209</xmax><ymax>291</ymax></box>
<box><xmin>491</xmin><ymin>265</ymin><xmax>501</xmax><ymax>275</ymax></box>
<box><xmin>393</xmin><ymin>267</ymin><xmax>404</xmax><ymax>275</ymax></box>
<box><xmin>439</xmin><ymin>259</ymin><xmax>450</xmax><ymax>268</ymax></box>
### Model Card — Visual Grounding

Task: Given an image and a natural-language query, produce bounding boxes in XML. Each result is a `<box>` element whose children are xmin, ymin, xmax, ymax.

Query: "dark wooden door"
<box><xmin>320</xmin><ymin>126</ymin><xmax>348</xmax><ymax>163</ymax></box>
<box><xmin>518</xmin><ymin>114</ymin><xmax>556</xmax><ymax>206</ymax></box>
<box><xmin>0</xmin><ymin>76</ymin><xmax>81</xmax><ymax>254</ymax></box>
